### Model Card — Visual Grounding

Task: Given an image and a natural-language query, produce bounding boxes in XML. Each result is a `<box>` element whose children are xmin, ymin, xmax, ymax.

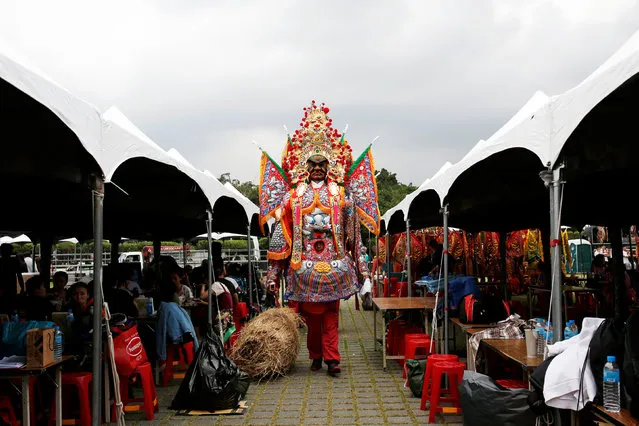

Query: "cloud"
<box><xmin>1</xmin><ymin>0</ymin><xmax>638</xmax><ymax>186</ymax></box>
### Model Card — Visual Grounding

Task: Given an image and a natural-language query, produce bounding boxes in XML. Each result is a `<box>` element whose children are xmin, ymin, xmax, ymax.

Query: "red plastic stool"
<box><xmin>427</xmin><ymin>361</ymin><xmax>465</xmax><ymax>424</ymax></box>
<box><xmin>118</xmin><ymin>362</ymin><xmax>158</xmax><ymax>420</ymax></box>
<box><xmin>420</xmin><ymin>354</ymin><xmax>459</xmax><ymax>411</ymax></box>
<box><xmin>402</xmin><ymin>334</ymin><xmax>431</xmax><ymax>378</ymax></box>
<box><xmin>0</xmin><ymin>396</ymin><xmax>17</xmax><ymax>426</ymax></box>
<box><xmin>391</xmin><ymin>324</ymin><xmax>414</xmax><ymax>356</ymax></box>
<box><xmin>496</xmin><ymin>379</ymin><xmax>528</xmax><ymax>389</ymax></box>
<box><xmin>162</xmin><ymin>341</ymin><xmax>195</xmax><ymax>386</ymax></box>
<box><xmin>398</xmin><ymin>329</ymin><xmax>427</xmax><ymax>356</ymax></box>
<box><xmin>386</xmin><ymin>319</ymin><xmax>406</xmax><ymax>354</ymax></box>
<box><xmin>383</xmin><ymin>277</ymin><xmax>399</xmax><ymax>297</ymax></box>
<box><xmin>395</xmin><ymin>282</ymin><xmax>408</xmax><ymax>297</ymax></box>
<box><xmin>49</xmin><ymin>372</ymin><xmax>92</xmax><ymax>426</ymax></box>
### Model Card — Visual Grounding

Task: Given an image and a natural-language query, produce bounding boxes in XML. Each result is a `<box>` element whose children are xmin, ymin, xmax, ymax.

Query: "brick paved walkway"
<box><xmin>126</xmin><ymin>298</ymin><xmax>463</xmax><ymax>425</ymax></box>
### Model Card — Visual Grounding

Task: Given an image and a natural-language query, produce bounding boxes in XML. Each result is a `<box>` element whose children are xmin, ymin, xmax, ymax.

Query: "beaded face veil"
<box><xmin>280</xmin><ymin>101</ymin><xmax>353</xmax><ymax>187</ymax></box>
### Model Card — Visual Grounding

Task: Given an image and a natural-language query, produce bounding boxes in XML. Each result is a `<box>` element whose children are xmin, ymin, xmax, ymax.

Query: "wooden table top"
<box><xmin>372</xmin><ymin>297</ymin><xmax>436</xmax><ymax>311</ymax></box>
<box><xmin>528</xmin><ymin>285</ymin><xmax>599</xmax><ymax>293</ymax></box>
<box><xmin>481</xmin><ymin>338</ymin><xmax>544</xmax><ymax>369</ymax></box>
<box><xmin>591</xmin><ymin>405</ymin><xmax>639</xmax><ymax>425</ymax></box>
<box><xmin>0</xmin><ymin>355</ymin><xmax>73</xmax><ymax>377</ymax></box>
<box><xmin>450</xmin><ymin>317</ymin><xmax>499</xmax><ymax>331</ymax></box>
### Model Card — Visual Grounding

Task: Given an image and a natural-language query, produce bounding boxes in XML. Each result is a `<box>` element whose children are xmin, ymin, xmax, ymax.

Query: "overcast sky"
<box><xmin>1</xmin><ymin>1</ymin><xmax>638</xmax><ymax>186</ymax></box>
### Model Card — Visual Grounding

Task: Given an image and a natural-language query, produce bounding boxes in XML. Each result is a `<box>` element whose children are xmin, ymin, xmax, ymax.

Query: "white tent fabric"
<box><xmin>428</xmin><ymin>91</ymin><xmax>551</xmax><ymax>201</ymax></box>
<box><xmin>100</xmin><ymin>106</ymin><xmax>179</xmax><ymax>181</ymax></box>
<box><xmin>9</xmin><ymin>234</ymin><xmax>31</xmax><ymax>243</ymax></box>
<box><xmin>168</xmin><ymin>149</ymin><xmax>259</xmax><ymax>221</ymax></box>
<box><xmin>549</xmin><ymin>29</ymin><xmax>639</xmax><ymax>165</ymax></box>
<box><xmin>59</xmin><ymin>237</ymin><xmax>80</xmax><ymax>244</ymax></box>
<box><xmin>0</xmin><ymin>37</ymin><xmax>103</xmax><ymax>174</ymax></box>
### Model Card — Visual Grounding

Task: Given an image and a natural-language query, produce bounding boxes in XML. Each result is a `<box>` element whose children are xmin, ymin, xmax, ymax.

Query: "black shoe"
<box><xmin>326</xmin><ymin>361</ymin><xmax>341</xmax><ymax>376</ymax></box>
<box><xmin>310</xmin><ymin>359</ymin><xmax>323</xmax><ymax>371</ymax></box>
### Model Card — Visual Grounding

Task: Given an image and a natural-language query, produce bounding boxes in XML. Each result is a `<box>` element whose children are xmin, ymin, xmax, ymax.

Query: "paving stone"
<box><xmin>272</xmin><ymin>415</ymin><xmax>303</xmax><ymax>424</ymax></box>
<box><xmin>357</xmin><ymin>416</ymin><xmax>386</xmax><ymax>424</ymax></box>
<box><xmin>217</xmin><ymin>416</ymin><xmax>248</xmax><ymax>424</ymax></box>
<box><xmin>303</xmin><ymin>417</ymin><xmax>329</xmax><ymax>424</ymax></box>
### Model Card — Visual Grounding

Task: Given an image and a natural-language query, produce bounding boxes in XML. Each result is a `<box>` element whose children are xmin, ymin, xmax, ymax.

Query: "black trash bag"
<box><xmin>406</xmin><ymin>359</ymin><xmax>426</xmax><ymax>397</ymax></box>
<box><xmin>458</xmin><ymin>371</ymin><xmax>537</xmax><ymax>426</ymax></box>
<box><xmin>171</xmin><ymin>328</ymin><xmax>250</xmax><ymax>412</ymax></box>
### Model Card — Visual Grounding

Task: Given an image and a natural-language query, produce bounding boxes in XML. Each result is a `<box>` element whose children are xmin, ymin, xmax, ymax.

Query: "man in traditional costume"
<box><xmin>258</xmin><ymin>101</ymin><xmax>380</xmax><ymax>376</ymax></box>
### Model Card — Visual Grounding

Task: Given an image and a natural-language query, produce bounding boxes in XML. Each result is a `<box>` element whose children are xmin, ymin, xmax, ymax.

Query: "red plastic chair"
<box><xmin>118</xmin><ymin>362</ymin><xmax>158</xmax><ymax>420</ymax></box>
<box><xmin>397</xmin><ymin>328</ymin><xmax>426</xmax><ymax>357</ymax></box>
<box><xmin>420</xmin><ymin>354</ymin><xmax>459</xmax><ymax>411</ymax></box>
<box><xmin>395</xmin><ymin>282</ymin><xmax>408</xmax><ymax>297</ymax></box>
<box><xmin>162</xmin><ymin>341</ymin><xmax>195</xmax><ymax>387</ymax></box>
<box><xmin>49</xmin><ymin>372</ymin><xmax>92</xmax><ymax>426</ymax></box>
<box><xmin>386</xmin><ymin>319</ymin><xmax>406</xmax><ymax>354</ymax></box>
<box><xmin>402</xmin><ymin>334</ymin><xmax>431</xmax><ymax>378</ymax></box>
<box><xmin>427</xmin><ymin>361</ymin><xmax>465</xmax><ymax>424</ymax></box>
<box><xmin>0</xmin><ymin>396</ymin><xmax>17</xmax><ymax>426</ymax></box>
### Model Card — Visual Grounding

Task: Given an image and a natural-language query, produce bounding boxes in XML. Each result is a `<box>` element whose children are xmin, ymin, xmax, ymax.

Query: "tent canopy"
<box><xmin>101</xmin><ymin>107</ymin><xmax>211</xmax><ymax>240</ymax></box>
<box><xmin>0</xmin><ymin>39</ymin><xmax>103</xmax><ymax>238</ymax></box>
<box><xmin>555</xmin><ymin>71</ymin><xmax>639</xmax><ymax>228</ymax></box>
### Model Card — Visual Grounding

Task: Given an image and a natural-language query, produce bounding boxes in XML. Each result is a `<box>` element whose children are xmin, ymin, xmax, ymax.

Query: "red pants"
<box><xmin>300</xmin><ymin>301</ymin><xmax>340</xmax><ymax>363</ymax></box>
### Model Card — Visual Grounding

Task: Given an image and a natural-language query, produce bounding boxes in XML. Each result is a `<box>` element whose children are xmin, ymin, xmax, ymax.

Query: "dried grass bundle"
<box><xmin>229</xmin><ymin>307</ymin><xmax>302</xmax><ymax>380</ymax></box>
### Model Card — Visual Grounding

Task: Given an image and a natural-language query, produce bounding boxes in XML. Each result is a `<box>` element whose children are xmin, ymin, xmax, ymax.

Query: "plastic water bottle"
<box><xmin>603</xmin><ymin>355</ymin><xmax>621</xmax><ymax>413</ymax></box>
<box><xmin>570</xmin><ymin>320</ymin><xmax>579</xmax><ymax>337</ymax></box>
<box><xmin>146</xmin><ymin>297</ymin><xmax>154</xmax><ymax>316</ymax></box>
<box><xmin>547</xmin><ymin>322</ymin><xmax>553</xmax><ymax>342</ymax></box>
<box><xmin>536</xmin><ymin>328</ymin><xmax>546</xmax><ymax>356</ymax></box>
<box><xmin>11</xmin><ymin>310</ymin><xmax>19</xmax><ymax>322</ymax></box>
<box><xmin>53</xmin><ymin>326</ymin><xmax>64</xmax><ymax>361</ymax></box>
<box><xmin>564</xmin><ymin>321</ymin><xmax>574</xmax><ymax>340</ymax></box>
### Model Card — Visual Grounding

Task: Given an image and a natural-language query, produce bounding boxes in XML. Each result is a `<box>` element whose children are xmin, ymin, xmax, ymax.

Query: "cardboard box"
<box><xmin>26</xmin><ymin>328</ymin><xmax>55</xmax><ymax>368</ymax></box>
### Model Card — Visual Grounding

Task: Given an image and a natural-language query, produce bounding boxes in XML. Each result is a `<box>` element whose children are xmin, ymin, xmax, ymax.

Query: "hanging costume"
<box><xmin>259</xmin><ymin>101</ymin><xmax>380</xmax><ymax>371</ymax></box>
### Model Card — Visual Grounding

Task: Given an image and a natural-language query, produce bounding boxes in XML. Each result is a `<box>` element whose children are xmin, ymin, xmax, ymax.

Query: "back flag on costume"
<box><xmin>347</xmin><ymin>145</ymin><xmax>380</xmax><ymax>236</ymax></box>
<box><xmin>258</xmin><ymin>152</ymin><xmax>290</xmax><ymax>229</ymax></box>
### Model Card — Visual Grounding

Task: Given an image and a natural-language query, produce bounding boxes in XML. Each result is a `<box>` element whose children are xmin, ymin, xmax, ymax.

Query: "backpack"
<box><xmin>459</xmin><ymin>293</ymin><xmax>510</xmax><ymax>324</ymax></box>
<box><xmin>623</xmin><ymin>311</ymin><xmax>639</xmax><ymax>416</ymax></box>
<box><xmin>588</xmin><ymin>318</ymin><xmax>626</xmax><ymax>406</ymax></box>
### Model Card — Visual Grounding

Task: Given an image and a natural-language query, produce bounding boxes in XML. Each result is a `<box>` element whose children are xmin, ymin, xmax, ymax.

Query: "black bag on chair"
<box><xmin>459</xmin><ymin>371</ymin><xmax>536</xmax><ymax>426</ymax></box>
<box><xmin>171</xmin><ymin>327</ymin><xmax>250</xmax><ymax>412</ymax></box>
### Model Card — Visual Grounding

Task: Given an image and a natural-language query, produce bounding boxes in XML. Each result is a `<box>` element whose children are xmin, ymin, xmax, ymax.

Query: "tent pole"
<box><xmin>376</xmin><ymin>236</ymin><xmax>381</xmax><ymax>297</ymax></box>
<box><xmin>90</xmin><ymin>176</ymin><xmax>104</xmax><ymax>426</ymax></box>
<box><xmin>551</xmin><ymin>166</ymin><xmax>564</xmax><ymax>343</ymax></box>
<box><xmin>247</xmin><ymin>224</ymin><xmax>253</xmax><ymax>307</ymax></box>
<box><xmin>182</xmin><ymin>240</ymin><xmax>187</xmax><ymax>268</ymax></box>
<box><xmin>442</xmin><ymin>205</ymin><xmax>450</xmax><ymax>354</ymax></box>
<box><xmin>386</xmin><ymin>231</ymin><xmax>391</xmax><ymax>288</ymax></box>
<box><xmin>406</xmin><ymin>219</ymin><xmax>412</xmax><ymax>298</ymax></box>
<box><xmin>206</xmin><ymin>212</ymin><xmax>214</xmax><ymax>326</ymax></box>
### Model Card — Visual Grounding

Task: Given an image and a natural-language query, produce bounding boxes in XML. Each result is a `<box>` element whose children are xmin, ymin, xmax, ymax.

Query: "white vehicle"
<box><xmin>118</xmin><ymin>251</ymin><xmax>143</xmax><ymax>266</ymax></box>
<box><xmin>65</xmin><ymin>263</ymin><xmax>94</xmax><ymax>284</ymax></box>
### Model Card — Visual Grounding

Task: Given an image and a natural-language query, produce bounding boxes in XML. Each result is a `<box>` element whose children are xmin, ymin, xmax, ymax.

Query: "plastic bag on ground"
<box><xmin>406</xmin><ymin>359</ymin><xmax>426</xmax><ymax>397</ymax></box>
<box><xmin>458</xmin><ymin>370</ymin><xmax>536</xmax><ymax>426</ymax></box>
<box><xmin>171</xmin><ymin>327</ymin><xmax>250</xmax><ymax>412</ymax></box>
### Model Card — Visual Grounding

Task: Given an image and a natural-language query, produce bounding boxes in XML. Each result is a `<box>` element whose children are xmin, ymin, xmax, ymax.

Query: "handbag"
<box><xmin>111</xmin><ymin>322</ymin><xmax>148</xmax><ymax>376</ymax></box>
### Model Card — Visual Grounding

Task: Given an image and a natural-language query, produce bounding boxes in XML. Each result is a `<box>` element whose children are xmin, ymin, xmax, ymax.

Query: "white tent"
<box><xmin>429</xmin><ymin>91</ymin><xmax>551</xmax><ymax>201</ymax></box>
<box><xmin>0</xmin><ymin>37</ymin><xmax>103</xmax><ymax>172</ymax></box>
<box><xmin>101</xmin><ymin>106</ymin><xmax>181</xmax><ymax>182</ymax></box>
<box><xmin>550</xmin><ymin>29</ymin><xmax>639</xmax><ymax>165</ymax></box>
<box><xmin>9</xmin><ymin>234</ymin><xmax>31</xmax><ymax>243</ymax></box>
<box><xmin>167</xmin><ymin>149</ymin><xmax>260</xmax><ymax>224</ymax></box>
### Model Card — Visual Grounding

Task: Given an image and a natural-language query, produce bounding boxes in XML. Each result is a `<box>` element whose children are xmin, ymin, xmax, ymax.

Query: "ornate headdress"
<box><xmin>280</xmin><ymin>100</ymin><xmax>353</xmax><ymax>186</ymax></box>
<box><xmin>259</xmin><ymin>101</ymin><xmax>381</xmax><ymax>236</ymax></box>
